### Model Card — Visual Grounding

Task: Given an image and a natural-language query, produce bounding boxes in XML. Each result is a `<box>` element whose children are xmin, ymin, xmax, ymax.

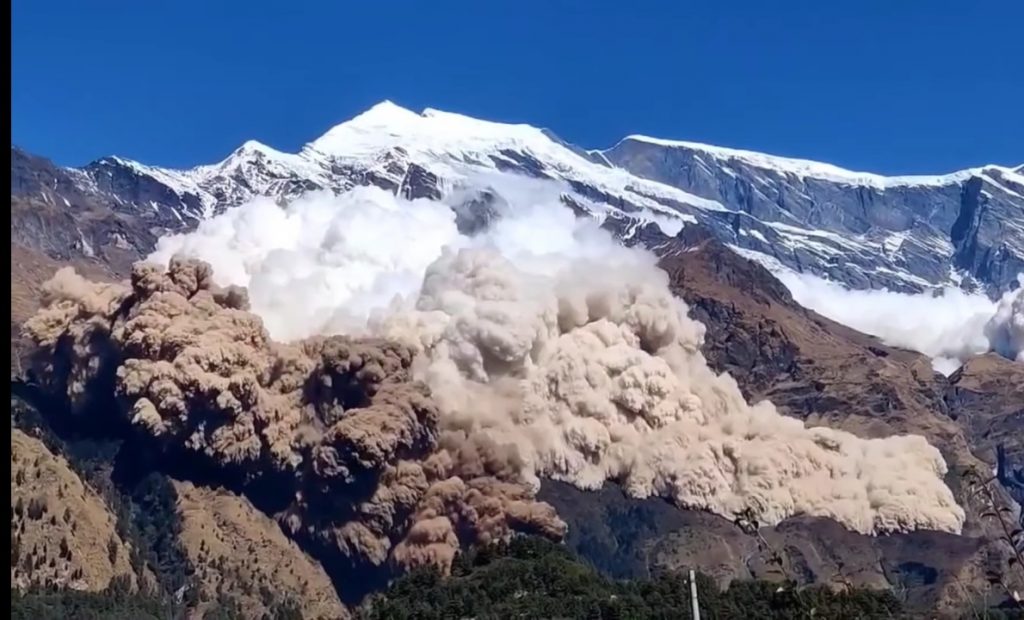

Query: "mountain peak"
<box><xmin>306</xmin><ymin>100</ymin><xmax>421</xmax><ymax>157</ymax></box>
<box><xmin>223</xmin><ymin>139</ymin><xmax>295</xmax><ymax>165</ymax></box>
<box><xmin>349</xmin><ymin>100</ymin><xmax>421</xmax><ymax>124</ymax></box>
<box><xmin>306</xmin><ymin>101</ymin><xmax>552</xmax><ymax>160</ymax></box>
<box><xmin>237</xmin><ymin>139</ymin><xmax>275</xmax><ymax>154</ymax></box>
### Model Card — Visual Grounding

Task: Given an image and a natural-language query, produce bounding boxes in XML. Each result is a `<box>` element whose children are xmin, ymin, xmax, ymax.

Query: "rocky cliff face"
<box><xmin>605</xmin><ymin>137</ymin><xmax>1024</xmax><ymax>294</ymax></box>
<box><xmin>945</xmin><ymin>355</ymin><xmax>1024</xmax><ymax>505</ymax></box>
<box><xmin>10</xmin><ymin>148</ymin><xmax>183</xmax><ymax>280</ymax></box>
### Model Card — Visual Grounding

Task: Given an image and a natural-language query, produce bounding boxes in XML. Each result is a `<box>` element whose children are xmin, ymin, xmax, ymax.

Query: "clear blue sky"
<box><xmin>12</xmin><ymin>0</ymin><xmax>1024</xmax><ymax>173</ymax></box>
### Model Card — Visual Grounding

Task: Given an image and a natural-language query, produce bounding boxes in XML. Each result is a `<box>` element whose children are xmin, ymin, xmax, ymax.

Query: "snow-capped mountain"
<box><xmin>606</xmin><ymin>136</ymin><xmax>1024</xmax><ymax>293</ymax></box>
<box><xmin>11</xmin><ymin>101</ymin><xmax>1024</xmax><ymax>294</ymax></box>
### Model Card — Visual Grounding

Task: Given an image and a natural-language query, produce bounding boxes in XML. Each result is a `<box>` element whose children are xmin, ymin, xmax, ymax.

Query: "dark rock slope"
<box><xmin>945</xmin><ymin>355</ymin><xmax>1024</xmax><ymax>505</ymax></box>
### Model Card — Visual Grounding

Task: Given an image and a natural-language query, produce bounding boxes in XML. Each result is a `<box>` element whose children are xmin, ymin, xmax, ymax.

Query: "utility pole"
<box><xmin>689</xmin><ymin>569</ymin><xmax>701</xmax><ymax>620</ymax></box>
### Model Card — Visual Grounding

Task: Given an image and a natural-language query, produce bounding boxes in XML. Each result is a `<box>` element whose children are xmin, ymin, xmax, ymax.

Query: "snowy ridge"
<box><xmin>302</xmin><ymin>101</ymin><xmax>727</xmax><ymax>218</ymax></box>
<box><xmin>616</xmin><ymin>135</ymin><xmax>1015</xmax><ymax>189</ymax></box>
<box><xmin>23</xmin><ymin>101</ymin><xmax>1024</xmax><ymax>296</ymax></box>
<box><xmin>105</xmin><ymin>100</ymin><xmax>730</xmax><ymax>236</ymax></box>
<box><xmin>308</xmin><ymin>101</ymin><xmax>550</xmax><ymax>159</ymax></box>
<box><xmin>101</xmin><ymin>156</ymin><xmax>211</xmax><ymax>206</ymax></box>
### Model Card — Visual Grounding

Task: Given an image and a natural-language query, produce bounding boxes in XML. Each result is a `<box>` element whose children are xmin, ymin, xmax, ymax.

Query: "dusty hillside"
<box><xmin>10</xmin><ymin>242</ymin><xmax>120</xmax><ymax>374</ymax></box>
<box><xmin>172</xmin><ymin>480</ymin><xmax>349</xmax><ymax>620</ymax></box>
<box><xmin>10</xmin><ymin>429</ymin><xmax>137</xmax><ymax>592</ymax></box>
<box><xmin>659</xmin><ymin>240</ymin><xmax>974</xmax><ymax>459</ymax></box>
<box><xmin>10</xmin><ymin>152</ymin><xmax>144</xmax><ymax>374</ymax></box>
<box><xmin>656</xmin><ymin>239</ymin><xmax>1024</xmax><ymax>522</ymax></box>
<box><xmin>658</xmin><ymin>240</ymin><xmax>1023</xmax><ymax>509</ymax></box>
<box><xmin>539</xmin><ymin>238</ymin><xmax>1022</xmax><ymax>615</ymax></box>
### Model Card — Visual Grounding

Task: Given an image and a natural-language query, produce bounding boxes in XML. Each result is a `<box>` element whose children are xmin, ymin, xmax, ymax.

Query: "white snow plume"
<box><xmin>150</xmin><ymin>187</ymin><xmax>463</xmax><ymax>341</ymax></box>
<box><xmin>776</xmin><ymin>271</ymin><xmax>1024</xmax><ymax>374</ymax></box>
<box><xmin>149</xmin><ymin>178</ymin><xmax>965</xmax><ymax>535</ymax></box>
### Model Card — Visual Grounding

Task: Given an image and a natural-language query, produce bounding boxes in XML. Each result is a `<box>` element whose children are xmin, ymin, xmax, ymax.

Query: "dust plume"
<box><xmin>23</xmin><ymin>257</ymin><xmax>565</xmax><ymax>581</ymax></box>
<box><xmin>131</xmin><ymin>180</ymin><xmax>966</xmax><ymax>536</ymax></box>
<box><xmin>373</xmin><ymin>245</ymin><xmax>964</xmax><ymax>535</ymax></box>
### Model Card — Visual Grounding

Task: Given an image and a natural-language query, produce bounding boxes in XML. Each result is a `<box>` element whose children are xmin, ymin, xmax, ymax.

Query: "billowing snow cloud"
<box><xmin>144</xmin><ymin>179</ymin><xmax>966</xmax><ymax>536</ymax></box>
<box><xmin>150</xmin><ymin>188</ymin><xmax>464</xmax><ymax>341</ymax></box>
<box><xmin>776</xmin><ymin>271</ymin><xmax>1024</xmax><ymax>374</ymax></box>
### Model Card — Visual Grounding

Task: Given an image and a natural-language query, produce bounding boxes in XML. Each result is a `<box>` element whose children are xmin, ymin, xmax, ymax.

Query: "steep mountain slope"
<box><xmin>606</xmin><ymin>136</ymin><xmax>1024</xmax><ymax>293</ymax></box>
<box><xmin>11</xmin><ymin>102</ymin><xmax>1023</xmax><ymax>299</ymax></box>
<box><xmin>172</xmin><ymin>481</ymin><xmax>348</xmax><ymax>619</ymax></box>
<box><xmin>660</xmin><ymin>239</ymin><xmax>973</xmax><ymax>459</ymax></box>
<box><xmin>9</xmin><ymin>103</ymin><xmax>1024</xmax><ymax>615</ymax></box>
<box><xmin>540</xmin><ymin>481</ymin><xmax>995</xmax><ymax>615</ymax></box>
<box><xmin>945</xmin><ymin>354</ymin><xmax>1024</xmax><ymax>505</ymax></box>
<box><xmin>654</xmin><ymin>237</ymin><xmax>1022</xmax><ymax>503</ymax></box>
<box><xmin>10</xmin><ymin>148</ymin><xmax>200</xmax><ymax>271</ymax></box>
<box><xmin>11</xmin><ymin>430</ymin><xmax>139</xmax><ymax>593</ymax></box>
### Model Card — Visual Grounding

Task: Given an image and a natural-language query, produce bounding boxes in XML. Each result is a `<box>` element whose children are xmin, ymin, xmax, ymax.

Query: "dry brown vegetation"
<box><xmin>173</xmin><ymin>480</ymin><xmax>349</xmax><ymax>619</ymax></box>
<box><xmin>10</xmin><ymin>429</ymin><xmax>137</xmax><ymax>592</ymax></box>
